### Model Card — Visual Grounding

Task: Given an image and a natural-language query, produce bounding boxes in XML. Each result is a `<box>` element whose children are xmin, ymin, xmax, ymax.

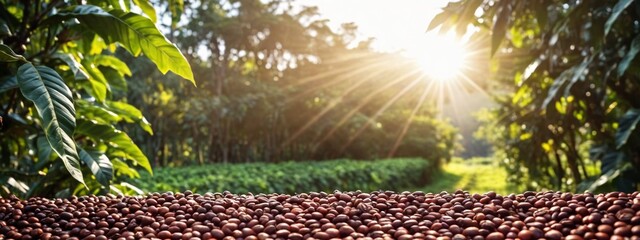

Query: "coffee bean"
<box><xmin>486</xmin><ymin>232</ymin><xmax>504</xmax><ymax>240</ymax></box>
<box><xmin>2</xmin><ymin>191</ymin><xmax>640</xmax><ymax>240</ymax></box>
<box><xmin>339</xmin><ymin>225</ymin><xmax>354</xmax><ymax>236</ymax></box>
<box><xmin>158</xmin><ymin>230</ymin><xmax>171</xmax><ymax>239</ymax></box>
<box><xmin>518</xmin><ymin>230</ymin><xmax>533</xmax><ymax>240</ymax></box>
<box><xmin>463</xmin><ymin>227</ymin><xmax>479</xmax><ymax>236</ymax></box>
<box><xmin>545</xmin><ymin>229</ymin><xmax>562</xmax><ymax>240</ymax></box>
<box><xmin>211</xmin><ymin>229</ymin><xmax>224</xmax><ymax>239</ymax></box>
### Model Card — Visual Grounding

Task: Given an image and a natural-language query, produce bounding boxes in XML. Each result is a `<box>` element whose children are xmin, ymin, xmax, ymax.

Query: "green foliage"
<box><xmin>0</xmin><ymin>43</ymin><xmax>24</xmax><ymax>62</ymax></box>
<box><xmin>1</xmin><ymin>0</ymin><xmax>458</xmax><ymax>197</ymax></box>
<box><xmin>134</xmin><ymin>158</ymin><xmax>433</xmax><ymax>194</ymax></box>
<box><xmin>0</xmin><ymin>0</ymin><xmax>192</xmax><ymax>198</ymax></box>
<box><xmin>124</xmin><ymin>0</ymin><xmax>458</xmax><ymax>167</ymax></box>
<box><xmin>78</xmin><ymin>147</ymin><xmax>113</xmax><ymax>186</ymax></box>
<box><xmin>44</xmin><ymin>5</ymin><xmax>193</xmax><ymax>83</ymax></box>
<box><xmin>432</xmin><ymin>0</ymin><xmax>640</xmax><ymax>191</ymax></box>
<box><xmin>17</xmin><ymin>63</ymin><xmax>84</xmax><ymax>186</ymax></box>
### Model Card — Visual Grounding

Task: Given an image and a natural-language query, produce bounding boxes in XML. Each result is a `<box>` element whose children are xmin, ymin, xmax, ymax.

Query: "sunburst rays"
<box><xmin>280</xmin><ymin>32</ymin><xmax>491</xmax><ymax>158</ymax></box>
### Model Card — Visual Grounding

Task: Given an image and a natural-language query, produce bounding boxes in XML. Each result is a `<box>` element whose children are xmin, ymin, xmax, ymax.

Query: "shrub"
<box><xmin>134</xmin><ymin>158</ymin><xmax>433</xmax><ymax>194</ymax></box>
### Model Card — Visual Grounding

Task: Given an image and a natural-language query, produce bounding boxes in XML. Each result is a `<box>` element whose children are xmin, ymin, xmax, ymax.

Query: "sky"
<box><xmin>293</xmin><ymin>0</ymin><xmax>450</xmax><ymax>53</ymax></box>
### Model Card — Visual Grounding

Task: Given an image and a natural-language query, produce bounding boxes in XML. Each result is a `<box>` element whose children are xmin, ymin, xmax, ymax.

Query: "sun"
<box><xmin>405</xmin><ymin>32</ymin><xmax>468</xmax><ymax>81</ymax></box>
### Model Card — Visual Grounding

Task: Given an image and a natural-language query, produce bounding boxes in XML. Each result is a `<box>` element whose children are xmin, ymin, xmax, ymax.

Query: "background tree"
<box><xmin>431</xmin><ymin>0</ymin><xmax>640</xmax><ymax>191</ymax></box>
<box><xmin>0</xmin><ymin>0</ymin><xmax>193</xmax><ymax>197</ymax></box>
<box><xmin>125</xmin><ymin>0</ymin><xmax>458</xmax><ymax>167</ymax></box>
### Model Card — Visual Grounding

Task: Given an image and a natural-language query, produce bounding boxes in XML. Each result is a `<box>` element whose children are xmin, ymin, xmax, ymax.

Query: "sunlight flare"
<box><xmin>406</xmin><ymin>32</ymin><xmax>468</xmax><ymax>81</ymax></box>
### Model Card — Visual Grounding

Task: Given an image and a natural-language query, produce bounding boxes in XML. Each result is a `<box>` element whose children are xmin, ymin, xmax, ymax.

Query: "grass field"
<box><xmin>414</xmin><ymin>158</ymin><xmax>516</xmax><ymax>195</ymax></box>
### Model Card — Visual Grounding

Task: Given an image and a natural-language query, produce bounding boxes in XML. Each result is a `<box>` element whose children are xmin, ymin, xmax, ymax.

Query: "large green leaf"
<box><xmin>605</xmin><ymin>0</ymin><xmax>633</xmax><ymax>36</ymax></box>
<box><xmin>76</xmin><ymin>119</ymin><xmax>152</xmax><ymax>174</ymax></box>
<box><xmin>0</xmin><ymin>43</ymin><xmax>25</xmax><ymax>62</ymax></box>
<box><xmin>78</xmin><ymin>147</ymin><xmax>113</xmax><ymax>186</ymax></box>
<box><xmin>615</xmin><ymin>108</ymin><xmax>640</xmax><ymax>149</ymax></box>
<box><xmin>45</xmin><ymin>5</ymin><xmax>194</xmax><ymax>84</ymax></box>
<box><xmin>132</xmin><ymin>0</ymin><xmax>157</xmax><ymax>23</ymax></box>
<box><xmin>17</xmin><ymin>63</ymin><xmax>85</xmax><ymax>186</ymax></box>
<box><xmin>618</xmin><ymin>34</ymin><xmax>640</xmax><ymax>76</ymax></box>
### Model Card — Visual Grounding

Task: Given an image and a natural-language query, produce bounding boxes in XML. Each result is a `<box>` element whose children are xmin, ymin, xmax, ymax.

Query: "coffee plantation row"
<box><xmin>134</xmin><ymin>159</ymin><xmax>433</xmax><ymax>194</ymax></box>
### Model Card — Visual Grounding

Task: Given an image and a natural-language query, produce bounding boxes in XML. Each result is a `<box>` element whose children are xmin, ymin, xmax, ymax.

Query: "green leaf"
<box><xmin>17</xmin><ymin>63</ymin><xmax>85</xmax><ymax>186</ymax></box>
<box><xmin>52</xmin><ymin>53</ymin><xmax>89</xmax><ymax>80</ymax></box>
<box><xmin>78</xmin><ymin>147</ymin><xmax>113</xmax><ymax>186</ymax></box>
<box><xmin>0</xmin><ymin>43</ymin><xmax>25</xmax><ymax>62</ymax></box>
<box><xmin>45</xmin><ymin>5</ymin><xmax>195</xmax><ymax>84</ymax></box>
<box><xmin>0</xmin><ymin>76</ymin><xmax>17</xmax><ymax>93</ymax></box>
<box><xmin>542</xmin><ymin>58</ymin><xmax>591</xmax><ymax>109</ymax></box>
<box><xmin>76</xmin><ymin>119</ymin><xmax>152</xmax><ymax>174</ymax></box>
<box><xmin>588</xmin><ymin>167</ymin><xmax>622</xmax><ymax>193</ymax></box>
<box><xmin>91</xmin><ymin>55</ymin><xmax>132</xmax><ymax>76</ymax></box>
<box><xmin>76</xmin><ymin>99</ymin><xmax>122</xmax><ymax>125</ymax></box>
<box><xmin>80</xmin><ymin>59</ymin><xmax>109</xmax><ymax>102</ymax></box>
<box><xmin>602</xmin><ymin>148</ymin><xmax>625</xmax><ymax>174</ymax></box>
<box><xmin>106</xmin><ymin>101</ymin><xmax>153</xmax><ymax>135</ymax></box>
<box><xmin>615</xmin><ymin>108</ymin><xmax>640</xmax><ymax>149</ymax></box>
<box><xmin>605</xmin><ymin>0</ymin><xmax>633</xmax><ymax>36</ymax></box>
<box><xmin>0</xmin><ymin>19</ymin><xmax>12</xmax><ymax>37</ymax></box>
<box><xmin>132</xmin><ymin>0</ymin><xmax>157</xmax><ymax>23</ymax></box>
<box><xmin>562</xmin><ymin>58</ymin><xmax>592</xmax><ymax>97</ymax></box>
<box><xmin>37</xmin><ymin>136</ymin><xmax>52</xmax><ymax>162</ymax></box>
<box><xmin>112</xmin><ymin>159</ymin><xmax>140</xmax><ymax>178</ymax></box>
<box><xmin>100</xmin><ymin>67</ymin><xmax>127</xmax><ymax>92</ymax></box>
<box><xmin>618</xmin><ymin>34</ymin><xmax>640</xmax><ymax>76</ymax></box>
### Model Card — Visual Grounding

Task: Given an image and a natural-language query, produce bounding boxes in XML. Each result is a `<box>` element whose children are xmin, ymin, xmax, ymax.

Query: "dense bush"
<box><xmin>134</xmin><ymin>159</ymin><xmax>433</xmax><ymax>194</ymax></box>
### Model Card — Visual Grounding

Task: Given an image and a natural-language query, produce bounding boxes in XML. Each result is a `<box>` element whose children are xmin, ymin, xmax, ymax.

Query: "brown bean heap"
<box><xmin>1</xmin><ymin>190</ymin><xmax>640</xmax><ymax>239</ymax></box>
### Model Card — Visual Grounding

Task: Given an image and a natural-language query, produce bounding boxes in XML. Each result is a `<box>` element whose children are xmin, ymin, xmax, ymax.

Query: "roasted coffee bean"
<box><xmin>1</xmin><ymin>191</ymin><xmax>640</xmax><ymax>239</ymax></box>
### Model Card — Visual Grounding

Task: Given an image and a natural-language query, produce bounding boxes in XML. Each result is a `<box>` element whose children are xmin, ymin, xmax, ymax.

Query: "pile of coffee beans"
<box><xmin>1</xmin><ymin>190</ymin><xmax>639</xmax><ymax>239</ymax></box>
